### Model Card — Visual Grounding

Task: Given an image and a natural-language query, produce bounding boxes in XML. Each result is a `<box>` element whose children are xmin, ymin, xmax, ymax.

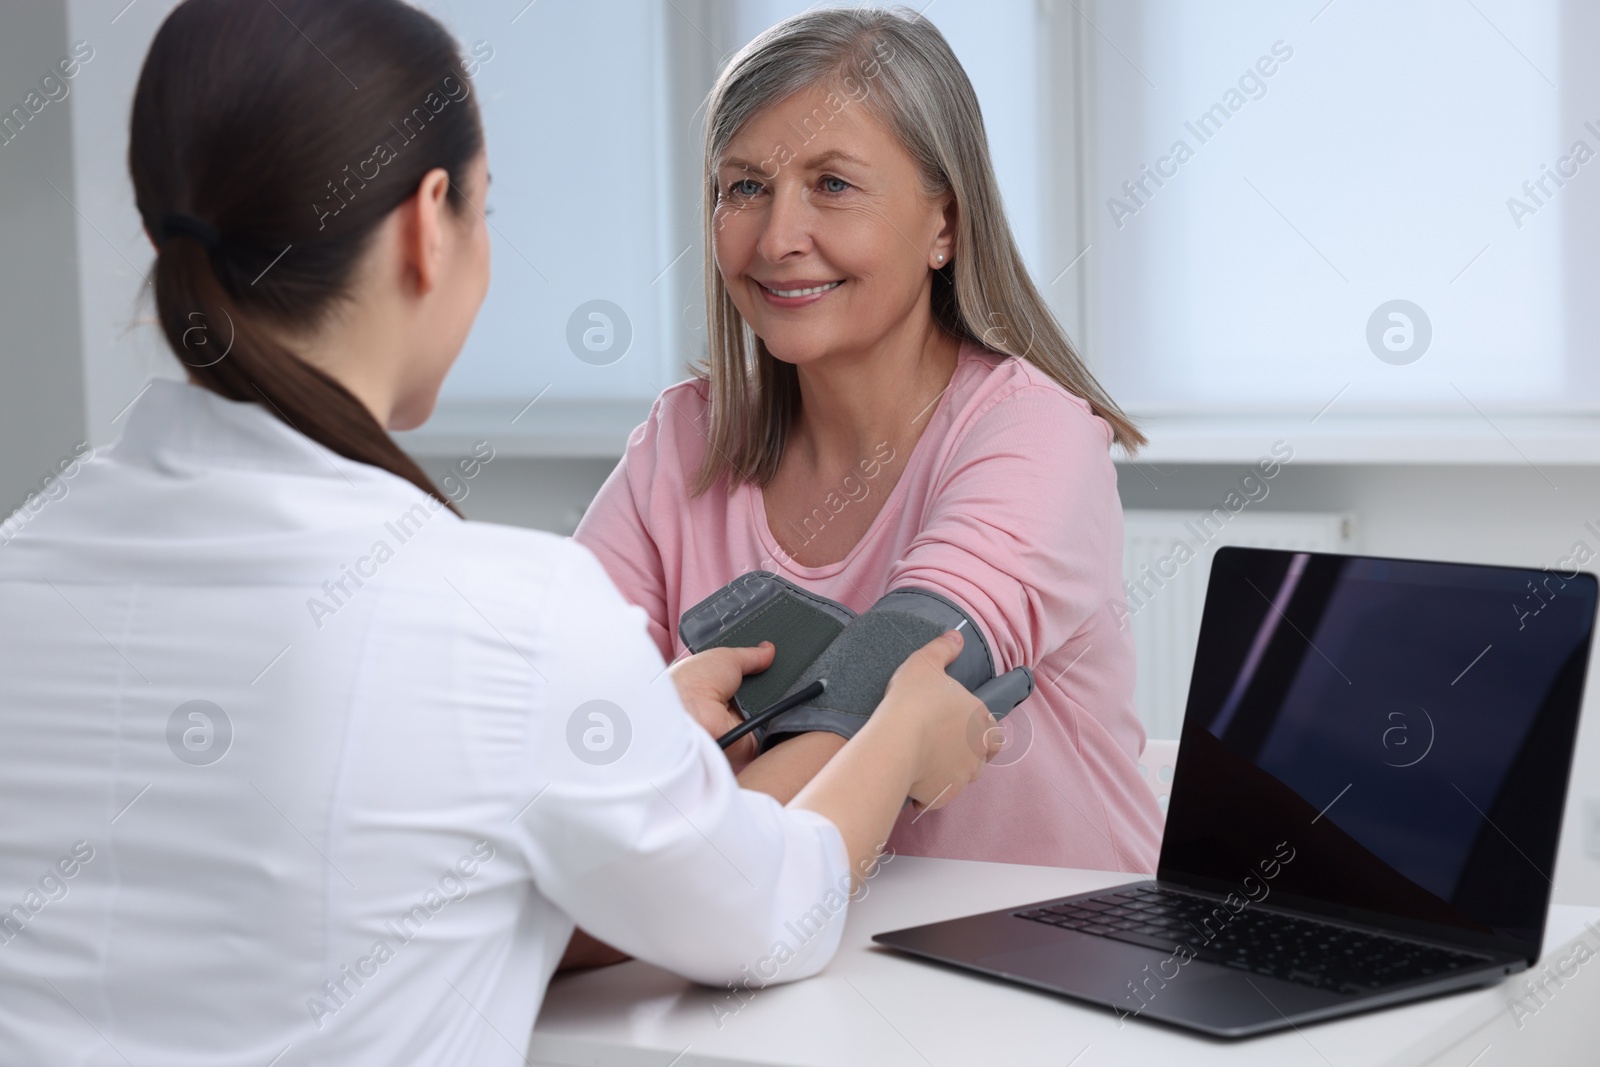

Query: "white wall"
<box><xmin>0</xmin><ymin>0</ymin><xmax>88</xmax><ymax>513</ymax></box>
<box><xmin>64</xmin><ymin>0</ymin><xmax>188</xmax><ymax>441</ymax></box>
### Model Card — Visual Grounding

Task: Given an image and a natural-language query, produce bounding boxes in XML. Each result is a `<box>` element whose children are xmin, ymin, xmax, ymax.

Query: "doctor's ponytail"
<box><xmin>130</xmin><ymin>0</ymin><xmax>484</xmax><ymax>516</ymax></box>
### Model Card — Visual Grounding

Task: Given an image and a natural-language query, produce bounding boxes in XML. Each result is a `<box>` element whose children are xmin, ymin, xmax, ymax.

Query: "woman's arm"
<box><xmin>557</xmin><ymin>928</ymin><xmax>630</xmax><ymax>971</ymax></box>
<box><xmin>735</xmin><ymin>384</ymin><xmax>1117</xmax><ymax>803</ymax></box>
<box><xmin>737</xmin><ymin>732</ymin><xmax>845</xmax><ymax>803</ymax></box>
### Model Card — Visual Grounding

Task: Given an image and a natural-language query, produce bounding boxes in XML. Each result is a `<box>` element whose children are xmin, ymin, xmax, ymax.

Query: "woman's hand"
<box><xmin>667</xmin><ymin>641</ymin><xmax>775</xmax><ymax>765</ymax></box>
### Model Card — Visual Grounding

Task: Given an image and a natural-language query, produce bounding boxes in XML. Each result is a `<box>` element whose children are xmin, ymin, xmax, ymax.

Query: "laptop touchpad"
<box><xmin>976</xmin><ymin>936</ymin><xmax>1179</xmax><ymax>1001</ymax></box>
<box><xmin>977</xmin><ymin>938</ymin><xmax>1337</xmax><ymax>1029</ymax></box>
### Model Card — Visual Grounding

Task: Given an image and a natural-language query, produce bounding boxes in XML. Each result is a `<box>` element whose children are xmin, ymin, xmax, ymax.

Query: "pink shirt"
<box><xmin>574</xmin><ymin>342</ymin><xmax>1162</xmax><ymax>872</ymax></box>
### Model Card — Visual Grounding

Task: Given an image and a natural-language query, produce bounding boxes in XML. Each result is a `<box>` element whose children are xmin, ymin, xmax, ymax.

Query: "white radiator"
<box><xmin>1121</xmin><ymin>510</ymin><xmax>1355</xmax><ymax>740</ymax></box>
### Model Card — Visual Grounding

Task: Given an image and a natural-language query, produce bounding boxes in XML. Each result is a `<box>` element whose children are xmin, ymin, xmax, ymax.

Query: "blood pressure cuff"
<box><xmin>678</xmin><ymin>571</ymin><xmax>857</xmax><ymax>720</ymax></box>
<box><xmin>678</xmin><ymin>572</ymin><xmax>1002</xmax><ymax>748</ymax></box>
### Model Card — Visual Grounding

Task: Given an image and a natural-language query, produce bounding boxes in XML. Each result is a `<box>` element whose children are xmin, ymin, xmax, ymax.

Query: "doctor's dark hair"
<box><xmin>129</xmin><ymin>0</ymin><xmax>484</xmax><ymax>515</ymax></box>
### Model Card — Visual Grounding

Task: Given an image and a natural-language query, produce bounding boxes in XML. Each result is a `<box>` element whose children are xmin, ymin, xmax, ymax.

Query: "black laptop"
<box><xmin>874</xmin><ymin>547</ymin><xmax>1598</xmax><ymax>1037</ymax></box>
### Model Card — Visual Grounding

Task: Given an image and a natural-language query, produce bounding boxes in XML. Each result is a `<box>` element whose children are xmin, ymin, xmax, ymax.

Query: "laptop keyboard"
<box><xmin>1015</xmin><ymin>885</ymin><xmax>1493</xmax><ymax>995</ymax></box>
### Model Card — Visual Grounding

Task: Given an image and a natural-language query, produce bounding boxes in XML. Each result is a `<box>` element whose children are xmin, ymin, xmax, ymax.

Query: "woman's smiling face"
<box><xmin>712</xmin><ymin>82</ymin><xmax>954</xmax><ymax>368</ymax></box>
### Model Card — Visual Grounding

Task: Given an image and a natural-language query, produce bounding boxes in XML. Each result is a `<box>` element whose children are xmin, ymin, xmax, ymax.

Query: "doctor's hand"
<box><xmin>876</xmin><ymin>629</ymin><xmax>998</xmax><ymax>813</ymax></box>
<box><xmin>790</xmin><ymin>631</ymin><xmax>997</xmax><ymax>889</ymax></box>
<box><xmin>667</xmin><ymin>641</ymin><xmax>775</xmax><ymax>765</ymax></box>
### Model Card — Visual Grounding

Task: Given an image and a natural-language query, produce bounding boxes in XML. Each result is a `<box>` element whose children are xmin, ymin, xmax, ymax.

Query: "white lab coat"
<box><xmin>0</xmin><ymin>381</ymin><xmax>849</xmax><ymax>1065</ymax></box>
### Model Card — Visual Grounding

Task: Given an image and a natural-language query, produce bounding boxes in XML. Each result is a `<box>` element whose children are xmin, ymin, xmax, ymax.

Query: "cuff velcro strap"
<box><xmin>760</xmin><ymin>588</ymin><xmax>995</xmax><ymax>747</ymax></box>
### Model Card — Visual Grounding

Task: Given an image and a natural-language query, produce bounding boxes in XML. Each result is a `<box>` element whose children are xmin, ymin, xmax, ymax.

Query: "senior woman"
<box><xmin>576</xmin><ymin>8</ymin><xmax>1162</xmax><ymax>871</ymax></box>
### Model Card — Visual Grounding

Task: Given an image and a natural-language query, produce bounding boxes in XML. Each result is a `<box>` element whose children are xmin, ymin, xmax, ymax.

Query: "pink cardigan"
<box><xmin>574</xmin><ymin>342</ymin><xmax>1162</xmax><ymax>871</ymax></box>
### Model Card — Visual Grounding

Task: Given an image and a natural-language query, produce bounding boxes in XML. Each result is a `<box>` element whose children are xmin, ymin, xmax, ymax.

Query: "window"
<box><xmin>1082</xmin><ymin>0</ymin><xmax>1599</xmax><ymax>416</ymax></box>
<box><xmin>401</xmin><ymin>0</ymin><xmax>682</xmax><ymax>456</ymax></box>
<box><xmin>403</xmin><ymin>0</ymin><xmax>1600</xmax><ymax>461</ymax></box>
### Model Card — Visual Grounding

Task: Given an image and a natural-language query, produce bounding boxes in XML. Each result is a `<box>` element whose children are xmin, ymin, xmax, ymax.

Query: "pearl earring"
<box><xmin>936</xmin><ymin>254</ymin><xmax>945</xmax><ymax>263</ymax></box>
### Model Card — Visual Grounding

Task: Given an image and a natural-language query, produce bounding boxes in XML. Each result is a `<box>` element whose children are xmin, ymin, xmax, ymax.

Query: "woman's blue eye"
<box><xmin>820</xmin><ymin>176</ymin><xmax>850</xmax><ymax>194</ymax></box>
<box><xmin>729</xmin><ymin>179</ymin><xmax>762</xmax><ymax>197</ymax></box>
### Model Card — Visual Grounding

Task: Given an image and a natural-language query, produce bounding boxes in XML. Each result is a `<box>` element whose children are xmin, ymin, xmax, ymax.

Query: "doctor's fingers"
<box><xmin>667</xmin><ymin>641</ymin><xmax>776</xmax><ymax>704</ymax></box>
<box><xmin>907</xmin><ymin>708</ymin><xmax>993</xmax><ymax>812</ymax></box>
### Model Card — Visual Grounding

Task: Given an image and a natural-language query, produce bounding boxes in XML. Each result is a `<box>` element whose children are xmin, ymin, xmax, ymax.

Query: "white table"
<box><xmin>530</xmin><ymin>857</ymin><xmax>1600</xmax><ymax>1066</ymax></box>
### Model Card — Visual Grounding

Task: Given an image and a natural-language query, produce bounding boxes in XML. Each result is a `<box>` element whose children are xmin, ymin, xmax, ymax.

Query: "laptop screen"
<box><xmin>1160</xmin><ymin>548</ymin><xmax>1597</xmax><ymax>958</ymax></box>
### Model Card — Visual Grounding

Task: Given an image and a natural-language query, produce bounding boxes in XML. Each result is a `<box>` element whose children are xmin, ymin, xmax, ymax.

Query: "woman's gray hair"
<box><xmin>693</xmin><ymin>5</ymin><xmax>1142</xmax><ymax>495</ymax></box>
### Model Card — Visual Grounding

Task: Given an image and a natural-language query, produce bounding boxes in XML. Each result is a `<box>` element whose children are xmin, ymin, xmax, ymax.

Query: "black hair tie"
<box><xmin>158</xmin><ymin>212</ymin><xmax>224</xmax><ymax>254</ymax></box>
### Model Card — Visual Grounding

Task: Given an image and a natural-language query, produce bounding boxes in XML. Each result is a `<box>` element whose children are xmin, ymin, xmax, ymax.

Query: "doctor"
<box><xmin>0</xmin><ymin>1</ymin><xmax>993</xmax><ymax>1063</ymax></box>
